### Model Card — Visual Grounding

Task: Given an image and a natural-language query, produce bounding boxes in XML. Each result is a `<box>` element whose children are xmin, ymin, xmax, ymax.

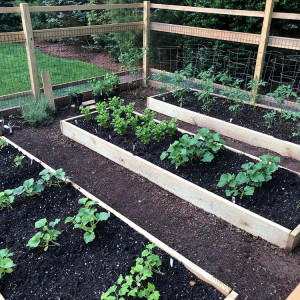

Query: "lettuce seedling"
<box><xmin>101</xmin><ymin>244</ymin><xmax>161</xmax><ymax>300</ymax></box>
<box><xmin>65</xmin><ymin>198</ymin><xmax>109</xmax><ymax>244</ymax></box>
<box><xmin>0</xmin><ymin>249</ymin><xmax>15</xmax><ymax>279</ymax></box>
<box><xmin>0</xmin><ymin>190</ymin><xmax>14</xmax><ymax>209</ymax></box>
<box><xmin>0</xmin><ymin>139</ymin><xmax>8</xmax><ymax>149</ymax></box>
<box><xmin>79</xmin><ymin>106</ymin><xmax>91</xmax><ymax>121</ymax></box>
<box><xmin>27</xmin><ymin>218</ymin><xmax>61</xmax><ymax>251</ymax></box>
<box><xmin>14</xmin><ymin>155</ymin><xmax>25</xmax><ymax>167</ymax></box>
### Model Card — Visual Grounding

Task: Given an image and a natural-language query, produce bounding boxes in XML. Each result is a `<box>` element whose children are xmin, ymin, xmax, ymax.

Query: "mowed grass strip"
<box><xmin>0</xmin><ymin>43</ymin><xmax>108</xmax><ymax>96</ymax></box>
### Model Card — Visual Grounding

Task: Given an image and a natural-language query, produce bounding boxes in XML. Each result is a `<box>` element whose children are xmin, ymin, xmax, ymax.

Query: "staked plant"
<box><xmin>0</xmin><ymin>189</ymin><xmax>14</xmax><ymax>209</ymax></box>
<box><xmin>161</xmin><ymin>128</ymin><xmax>225</xmax><ymax>167</ymax></box>
<box><xmin>65</xmin><ymin>198</ymin><xmax>110</xmax><ymax>244</ymax></box>
<box><xmin>218</xmin><ymin>155</ymin><xmax>280</xmax><ymax>199</ymax></box>
<box><xmin>14</xmin><ymin>155</ymin><xmax>25</xmax><ymax>167</ymax></box>
<box><xmin>79</xmin><ymin>106</ymin><xmax>91</xmax><ymax>121</ymax></box>
<box><xmin>101</xmin><ymin>244</ymin><xmax>161</xmax><ymax>300</ymax></box>
<box><xmin>0</xmin><ymin>139</ymin><xmax>8</xmax><ymax>149</ymax></box>
<box><xmin>27</xmin><ymin>218</ymin><xmax>61</xmax><ymax>251</ymax></box>
<box><xmin>0</xmin><ymin>249</ymin><xmax>15</xmax><ymax>280</ymax></box>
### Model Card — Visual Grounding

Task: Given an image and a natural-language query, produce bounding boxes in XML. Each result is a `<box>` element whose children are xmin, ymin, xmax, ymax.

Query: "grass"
<box><xmin>0</xmin><ymin>43</ymin><xmax>108</xmax><ymax>96</ymax></box>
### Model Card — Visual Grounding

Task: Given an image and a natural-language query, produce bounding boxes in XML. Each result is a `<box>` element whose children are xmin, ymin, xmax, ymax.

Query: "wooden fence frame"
<box><xmin>0</xmin><ymin>1</ymin><xmax>300</xmax><ymax>101</ymax></box>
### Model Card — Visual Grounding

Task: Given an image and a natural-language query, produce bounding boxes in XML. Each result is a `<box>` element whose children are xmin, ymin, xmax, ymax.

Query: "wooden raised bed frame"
<box><xmin>147</xmin><ymin>92</ymin><xmax>300</xmax><ymax>162</ymax></box>
<box><xmin>0</xmin><ymin>137</ymin><xmax>238</xmax><ymax>300</ymax></box>
<box><xmin>60</xmin><ymin>113</ymin><xmax>300</xmax><ymax>251</ymax></box>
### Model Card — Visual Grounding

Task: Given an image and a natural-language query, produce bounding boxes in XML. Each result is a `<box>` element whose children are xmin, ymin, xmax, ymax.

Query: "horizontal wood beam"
<box><xmin>150</xmin><ymin>4</ymin><xmax>300</xmax><ymax>20</ymax></box>
<box><xmin>151</xmin><ymin>22</ymin><xmax>260</xmax><ymax>45</ymax></box>
<box><xmin>268</xmin><ymin>35</ymin><xmax>300</xmax><ymax>50</ymax></box>
<box><xmin>0</xmin><ymin>7</ymin><xmax>21</xmax><ymax>13</ymax></box>
<box><xmin>33</xmin><ymin>22</ymin><xmax>144</xmax><ymax>40</ymax></box>
<box><xmin>0</xmin><ymin>31</ymin><xmax>25</xmax><ymax>44</ymax></box>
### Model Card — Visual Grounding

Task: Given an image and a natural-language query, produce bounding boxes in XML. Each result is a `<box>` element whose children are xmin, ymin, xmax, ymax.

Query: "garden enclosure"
<box><xmin>0</xmin><ymin>1</ymin><xmax>300</xmax><ymax>111</ymax></box>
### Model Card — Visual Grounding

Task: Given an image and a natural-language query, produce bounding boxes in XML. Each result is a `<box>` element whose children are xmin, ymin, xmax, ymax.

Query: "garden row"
<box><xmin>150</xmin><ymin>67</ymin><xmax>300</xmax><ymax>161</ymax></box>
<box><xmin>61</xmin><ymin>97</ymin><xmax>300</xmax><ymax>251</ymax></box>
<box><xmin>0</xmin><ymin>138</ymin><xmax>237</xmax><ymax>299</ymax></box>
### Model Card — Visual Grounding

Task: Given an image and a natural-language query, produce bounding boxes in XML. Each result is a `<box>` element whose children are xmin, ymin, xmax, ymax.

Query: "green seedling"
<box><xmin>14</xmin><ymin>155</ymin><xmax>25</xmax><ymax>167</ymax></box>
<box><xmin>152</xmin><ymin>70</ymin><xmax>168</xmax><ymax>92</ymax></box>
<box><xmin>152</xmin><ymin>121</ymin><xmax>167</xmax><ymax>142</ymax></box>
<box><xmin>263</xmin><ymin>111</ymin><xmax>277</xmax><ymax>129</ymax></box>
<box><xmin>14</xmin><ymin>178</ymin><xmax>44</xmax><ymax>197</ymax></box>
<box><xmin>0</xmin><ymin>139</ymin><xmax>8</xmax><ymax>149</ymax></box>
<box><xmin>27</xmin><ymin>218</ymin><xmax>61</xmax><ymax>251</ymax></box>
<box><xmin>101</xmin><ymin>244</ymin><xmax>161</xmax><ymax>300</ymax></box>
<box><xmin>111</xmin><ymin>115</ymin><xmax>129</xmax><ymax>135</ymax></box>
<box><xmin>65</xmin><ymin>198</ymin><xmax>110</xmax><ymax>244</ymax></box>
<box><xmin>136</xmin><ymin>122</ymin><xmax>155</xmax><ymax>145</ymax></box>
<box><xmin>0</xmin><ymin>189</ymin><xmax>14</xmax><ymax>209</ymax></box>
<box><xmin>165</xmin><ymin>118</ymin><xmax>178</xmax><ymax>136</ymax></box>
<box><xmin>0</xmin><ymin>249</ymin><xmax>15</xmax><ymax>279</ymax></box>
<box><xmin>95</xmin><ymin>102</ymin><xmax>110</xmax><ymax>128</ymax></box>
<box><xmin>292</xmin><ymin>123</ymin><xmax>300</xmax><ymax>138</ymax></box>
<box><xmin>39</xmin><ymin>169</ymin><xmax>53</xmax><ymax>187</ymax></box>
<box><xmin>52</xmin><ymin>168</ymin><xmax>69</xmax><ymax>185</ymax></box>
<box><xmin>79</xmin><ymin>106</ymin><xmax>91</xmax><ymax>121</ymax></box>
<box><xmin>109</xmin><ymin>97</ymin><xmax>124</xmax><ymax>110</ymax></box>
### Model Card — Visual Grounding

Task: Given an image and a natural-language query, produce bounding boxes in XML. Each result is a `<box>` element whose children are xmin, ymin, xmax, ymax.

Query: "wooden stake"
<box><xmin>252</xmin><ymin>0</ymin><xmax>275</xmax><ymax>102</ymax></box>
<box><xmin>143</xmin><ymin>1</ymin><xmax>150</xmax><ymax>87</ymax></box>
<box><xmin>20</xmin><ymin>3</ymin><xmax>41</xmax><ymax>100</ymax></box>
<box><xmin>41</xmin><ymin>71</ymin><xmax>55</xmax><ymax>109</ymax></box>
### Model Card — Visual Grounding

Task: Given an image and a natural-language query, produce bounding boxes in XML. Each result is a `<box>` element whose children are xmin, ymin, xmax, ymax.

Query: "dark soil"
<box><xmin>6</xmin><ymin>88</ymin><xmax>300</xmax><ymax>300</ymax></box>
<box><xmin>0</xmin><ymin>146</ymin><xmax>223</xmax><ymax>300</ymax></box>
<box><xmin>156</xmin><ymin>91</ymin><xmax>300</xmax><ymax>144</ymax></box>
<box><xmin>69</xmin><ymin>114</ymin><xmax>300</xmax><ymax>230</ymax></box>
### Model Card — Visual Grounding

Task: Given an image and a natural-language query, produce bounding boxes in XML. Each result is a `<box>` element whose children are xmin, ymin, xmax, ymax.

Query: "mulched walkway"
<box><xmin>7</xmin><ymin>87</ymin><xmax>300</xmax><ymax>300</ymax></box>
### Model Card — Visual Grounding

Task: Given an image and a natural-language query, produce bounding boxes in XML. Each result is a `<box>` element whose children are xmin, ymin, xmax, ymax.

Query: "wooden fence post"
<box><xmin>143</xmin><ymin>1</ymin><xmax>150</xmax><ymax>87</ymax></box>
<box><xmin>20</xmin><ymin>3</ymin><xmax>41</xmax><ymax>100</ymax></box>
<box><xmin>252</xmin><ymin>0</ymin><xmax>275</xmax><ymax>101</ymax></box>
<box><xmin>41</xmin><ymin>71</ymin><xmax>55</xmax><ymax>109</ymax></box>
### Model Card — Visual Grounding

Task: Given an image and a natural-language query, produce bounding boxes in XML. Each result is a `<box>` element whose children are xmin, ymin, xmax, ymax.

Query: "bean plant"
<box><xmin>79</xmin><ymin>106</ymin><xmax>91</xmax><ymax>121</ymax></box>
<box><xmin>65</xmin><ymin>198</ymin><xmax>110</xmax><ymax>244</ymax></box>
<box><xmin>101</xmin><ymin>244</ymin><xmax>161</xmax><ymax>300</ymax></box>
<box><xmin>0</xmin><ymin>189</ymin><xmax>14</xmax><ymax>209</ymax></box>
<box><xmin>0</xmin><ymin>249</ymin><xmax>15</xmax><ymax>280</ymax></box>
<box><xmin>161</xmin><ymin>128</ymin><xmax>225</xmax><ymax>167</ymax></box>
<box><xmin>27</xmin><ymin>218</ymin><xmax>62</xmax><ymax>251</ymax></box>
<box><xmin>14</xmin><ymin>155</ymin><xmax>25</xmax><ymax>167</ymax></box>
<box><xmin>218</xmin><ymin>155</ymin><xmax>280</xmax><ymax>199</ymax></box>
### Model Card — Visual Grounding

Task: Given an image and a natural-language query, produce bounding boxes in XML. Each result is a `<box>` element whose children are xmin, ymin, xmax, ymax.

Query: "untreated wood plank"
<box><xmin>1</xmin><ymin>136</ymin><xmax>235</xmax><ymax>298</ymax></box>
<box><xmin>0</xmin><ymin>31</ymin><xmax>25</xmax><ymax>44</ymax></box>
<box><xmin>225</xmin><ymin>291</ymin><xmax>239</xmax><ymax>300</ymax></box>
<box><xmin>20</xmin><ymin>3</ymin><xmax>40</xmax><ymax>100</ymax></box>
<box><xmin>41</xmin><ymin>71</ymin><xmax>55</xmax><ymax>109</ymax></box>
<box><xmin>33</xmin><ymin>22</ymin><xmax>143</xmax><ymax>40</ymax></box>
<box><xmin>0</xmin><ymin>7</ymin><xmax>21</xmax><ymax>14</ymax></box>
<box><xmin>287</xmin><ymin>283</ymin><xmax>300</xmax><ymax>300</ymax></box>
<box><xmin>61</xmin><ymin>117</ymin><xmax>295</xmax><ymax>249</ymax></box>
<box><xmin>287</xmin><ymin>225</ymin><xmax>300</xmax><ymax>252</ymax></box>
<box><xmin>143</xmin><ymin>1</ymin><xmax>150</xmax><ymax>87</ymax></box>
<box><xmin>0</xmin><ymin>106</ymin><xmax>22</xmax><ymax>118</ymax></box>
<box><xmin>29</xmin><ymin>3</ymin><xmax>144</xmax><ymax>13</ymax></box>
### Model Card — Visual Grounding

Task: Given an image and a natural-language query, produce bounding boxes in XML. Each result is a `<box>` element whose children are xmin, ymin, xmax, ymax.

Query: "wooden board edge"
<box><xmin>225</xmin><ymin>291</ymin><xmax>239</xmax><ymax>300</ymax></box>
<box><xmin>60</xmin><ymin>120</ymin><xmax>293</xmax><ymax>249</ymax></box>
<box><xmin>0</xmin><ymin>106</ymin><xmax>22</xmax><ymax>118</ymax></box>
<box><xmin>286</xmin><ymin>283</ymin><xmax>300</xmax><ymax>300</ymax></box>
<box><xmin>147</xmin><ymin>96</ymin><xmax>300</xmax><ymax>161</ymax></box>
<box><xmin>0</xmin><ymin>136</ymin><xmax>234</xmax><ymax>297</ymax></box>
<box><xmin>286</xmin><ymin>225</ymin><xmax>300</xmax><ymax>252</ymax></box>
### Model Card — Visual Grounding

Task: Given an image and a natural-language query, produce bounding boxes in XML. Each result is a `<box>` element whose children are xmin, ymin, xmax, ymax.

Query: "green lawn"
<box><xmin>0</xmin><ymin>43</ymin><xmax>108</xmax><ymax>96</ymax></box>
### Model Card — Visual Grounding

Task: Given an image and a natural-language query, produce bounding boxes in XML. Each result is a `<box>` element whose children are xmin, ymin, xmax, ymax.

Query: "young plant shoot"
<box><xmin>0</xmin><ymin>249</ymin><xmax>15</xmax><ymax>280</ymax></box>
<box><xmin>0</xmin><ymin>189</ymin><xmax>14</xmax><ymax>209</ymax></box>
<box><xmin>14</xmin><ymin>155</ymin><xmax>25</xmax><ymax>167</ymax></box>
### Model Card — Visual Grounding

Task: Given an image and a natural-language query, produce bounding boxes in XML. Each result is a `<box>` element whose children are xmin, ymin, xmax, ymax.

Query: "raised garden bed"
<box><xmin>0</xmin><ymin>137</ymin><xmax>238</xmax><ymax>300</ymax></box>
<box><xmin>147</xmin><ymin>91</ymin><xmax>300</xmax><ymax>161</ymax></box>
<box><xmin>61</xmin><ymin>111</ymin><xmax>300</xmax><ymax>251</ymax></box>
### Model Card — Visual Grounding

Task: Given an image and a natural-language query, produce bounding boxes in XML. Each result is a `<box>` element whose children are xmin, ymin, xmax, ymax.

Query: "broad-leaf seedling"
<box><xmin>0</xmin><ymin>189</ymin><xmax>14</xmax><ymax>209</ymax></box>
<box><xmin>14</xmin><ymin>155</ymin><xmax>25</xmax><ymax>167</ymax></box>
<box><xmin>0</xmin><ymin>249</ymin><xmax>15</xmax><ymax>280</ymax></box>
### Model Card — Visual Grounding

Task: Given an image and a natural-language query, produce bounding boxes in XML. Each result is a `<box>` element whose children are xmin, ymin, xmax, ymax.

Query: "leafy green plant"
<box><xmin>161</xmin><ymin>128</ymin><xmax>225</xmax><ymax>167</ymax></box>
<box><xmin>14</xmin><ymin>155</ymin><xmax>25</xmax><ymax>167</ymax></box>
<box><xmin>95</xmin><ymin>102</ymin><xmax>110</xmax><ymax>128</ymax></box>
<box><xmin>109</xmin><ymin>97</ymin><xmax>124</xmax><ymax>110</ymax></box>
<box><xmin>79</xmin><ymin>106</ymin><xmax>91</xmax><ymax>121</ymax></box>
<box><xmin>140</xmin><ymin>108</ymin><xmax>154</xmax><ymax>126</ymax></box>
<box><xmin>0</xmin><ymin>189</ymin><xmax>14</xmax><ymax>209</ymax></box>
<box><xmin>136</xmin><ymin>122</ymin><xmax>155</xmax><ymax>145</ymax></box>
<box><xmin>128</xmin><ymin>115</ymin><xmax>139</xmax><ymax>132</ymax></box>
<box><xmin>0</xmin><ymin>139</ymin><xmax>8</xmax><ymax>149</ymax></box>
<box><xmin>281</xmin><ymin>109</ymin><xmax>300</xmax><ymax>122</ymax></box>
<box><xmin>152</xmin><ymin>70</ymin><xmax>168</xmax><ymax>92</ymax></box>
<box><xmin>101</xmin><ymin>244</ymin><xmax>161</xmax><ymax>300</ymax></box>
<box><xmin>65</xmin><ymin>198</ymin><xmax>110</xmax><ymax>244</ymax></box>
<box><xmin>111</xmin><ymin>115</ymin><xmax>129</xmax><ymax>135</ymax></box>
<box><xmin>263</xmin><ymin>111</ymin><xmax>277</xmax><ymax>129</ymax></box>
<box><xmin>165</xmin><ymin>118</ymin><xmax>178</xmax><ymax>136</ymax></box>
<box><xmin>152</xmin><ymin>121</ymin><xmax>167</xmax><ymax>142</ymax></box>
<box><xmin>247</xmin><ymin>77</ymin><xmax>266</xmax><ymax>105</ymax></box>
<box><xmin>292</xmin><ymin>123</ymin><xmax>300</xmax><ymax>138</ymax></box>
<box><xmin>0</xmin><ymin>249</ymin><xmax>15</xmax><ymax>280</ymax></box>
<box><xmin>218</xmin><ymin>155</ymin><xmax>280</xmax><ymax>199</ymax></box>
<box><xmin>22</xmin><ymin>97</ymin><xmax>55</xmax><ymax>127</ymax></box>
<box><xmin>27</xmin><ymin>218</ymin><xmax>61</xmax><ymax>251</ymax></box>
<box><xmin>14</xmin><ymin>178</ymin><xmax>44</xmax><ymax>197</ymax></box>
<box><xmin>39</xmin><ymin>168</ymin><xmax>69</xmax><ymax>187</ymax></box>
<box><xmin>91</xmin><ymin>78</ymin><xmax>104</xmax><ymax>97</ymax></box>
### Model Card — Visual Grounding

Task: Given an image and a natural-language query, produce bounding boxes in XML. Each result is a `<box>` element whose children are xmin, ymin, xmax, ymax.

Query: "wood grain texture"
<box><xmin>41</xmin><ymin>71</ymin><xmax>55</xmax><ymax>109</ymax></box>
<box><xmin>286</xmin><ymin>283</ymin><xmax>300</xmax><ymax>300</ymax></box>
<box><xmin>61</xmin><ymin>118</ymin><xmax>295</xmax><ymax>249</ymax></box>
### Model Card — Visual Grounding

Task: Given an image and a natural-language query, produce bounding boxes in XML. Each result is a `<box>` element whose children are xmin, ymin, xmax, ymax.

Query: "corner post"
<box><xmin>143</xmin><ymin>1</ymin><xmax>150</xmax><ymax>87</ymax></box>
<box><xmin>252</xmin><ymin>0</ymin><xmax>275</xmax><ymax>102</ymax></box>
<box><xmin>20</xmin><ymin>3</ymin><xmax>41</xmax><ymax>100</ymax></box>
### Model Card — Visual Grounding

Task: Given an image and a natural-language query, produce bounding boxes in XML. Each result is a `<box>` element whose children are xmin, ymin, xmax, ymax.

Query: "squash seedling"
<box><xmin>101</xmin><ymin>244</ymin><xmax>161</xmax><ymax>300</ymax></box>
<box><xmin>14</xmin><ymin>155</ymin><xmax>25</xmax><ymax>167</ymax></box>
<box><xmin>0</xmin><ymin>189</ymin><xmax>14</xmax><ymax>209</ymax></box>
<box><xmin>27</xmin><ymin>218</ymin><xmax>61</xmax><ymax>251</ymax></box>
<box><xmin>65</xmin><ymin>198</ymin><xmax>110</xmax><ymax>244</ymax></box>
<box><xmin>0</xmin><ymin>249</ymin><xmax>15</xmax><ymax>279</ymax></box>
<box><xmin>14</xmin><ymin>178</ymin><xmax>44</xmax><ymax>197</ymax></box>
